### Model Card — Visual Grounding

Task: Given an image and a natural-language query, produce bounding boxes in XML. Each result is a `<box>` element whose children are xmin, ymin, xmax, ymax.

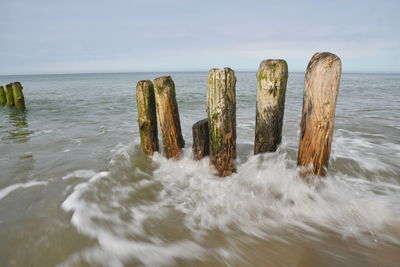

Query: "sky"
<box><xmin>0</xmin><ymin>0</ymin><xmax>399</xmax><ymax>75</ymax></box>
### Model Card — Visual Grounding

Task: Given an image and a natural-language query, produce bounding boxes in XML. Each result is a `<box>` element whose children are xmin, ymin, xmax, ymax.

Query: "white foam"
<box><xmin>60</xmin><ymin>143</ymin><xmax>400</xmax><ymax>266</ymax></box>
<box><xmin>58</xmin><ymin>240</ymin><xmax>206</xmax><ymax>267</ymax></box>
<box><xmin>62</xmin><ymin>169</ymin><xmax>99</xmax><ymax>180</ymax></box>
<box><xmin>332</xmin><ymin>129</ymin><xmax>400</xmax><ymax>172</ymax></box>
<box><xmin>0</xmin><ymin>181</ymin><xmax>48</xmax><ymax>200</ymax></box>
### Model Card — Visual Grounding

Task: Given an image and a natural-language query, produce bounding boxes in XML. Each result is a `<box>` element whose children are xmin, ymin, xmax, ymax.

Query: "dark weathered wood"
<box><xmin>5</xmin><ymin>83</ymin><xmax>14</xmax><ymax>106</ymax></box>
<box><xmin>0</xmin><ymin>86</ymin><xmax>6</xmax><ymax>105</ymax></box>
<box><xmin>207</xmin><ymin>67</ymin><xmax>236</xmax><ymax>177</ymax></box>
<box><xmin>12</xmin><ymin>82</ymin><xmax>26</xmax><ymax>110</ymax></box>
<box><xmin>154</xmin><ymin>76</ymin><xmax>185</xmax><ymax>159</ymax></box>
<box><xmin>297</xmin><ymin>52</ymin><xmax>342</xmax><ymax>177</ymax></box>
<box><xmin>192</xmin><ymin>119</ymin><xmax>209</xmax><ymax>160</ymax></box>
<box><xmin>136</xmin><ymin>80</ymin><xmax>159</xmax><ymax>155</ymax></box>
<box><xmin>254</xmin><ymin>59</ymin><xmax>288</xmax><ymax>154</ymax></box>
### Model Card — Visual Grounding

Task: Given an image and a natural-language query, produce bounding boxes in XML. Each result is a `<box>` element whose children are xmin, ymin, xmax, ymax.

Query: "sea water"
<box><xmin>0</xmin><ymin>72</ymin><xmax>399</xmax><ymax>266</ymax></box>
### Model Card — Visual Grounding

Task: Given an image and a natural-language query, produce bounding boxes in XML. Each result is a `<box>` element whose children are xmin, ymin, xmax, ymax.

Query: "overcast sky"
<box><xmin>1</xmin><ymin>0</ymin><xmax>399</xmax><ymax>74</ymax></box>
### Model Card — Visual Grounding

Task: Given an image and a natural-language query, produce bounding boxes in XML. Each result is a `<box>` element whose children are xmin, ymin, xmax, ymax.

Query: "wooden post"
<box><xmin>297</xmin><ymin>52</ymin><xmax>342</xmax><ymax>177</ymax></box>
<box><xmin>153</xmin><ymin>76</ymin><xmax>185</xmax><ymax>159</ymax></box>
<box><xmin>0</xmin><ymin>86</ymin><xmax>6</xmax><ymax>105</ymax></box>
<box><xmin>207</xmin><ymin>68</ymin><xmax>236</xmax><ymax>177</ymax></box>
<box><xmin>5</xmin><ymin>83</ymin><xmax>14</xmax><ymax>106</ymax></box>
<box><xmin>254</xmin><ymin>59</ymin><xmax>288</xmax><ymax>154</ymax></box>
<box><xmin>136</xmin><ymin>80</ymin><xmax>159</xmax><ymax>155</ymax></box>
<box><xmin>12</xmin><ymin>82</ymin><xmax>26</xmax><ymax>110</ymax></box>
<box><xmin>192</xmin><ymin>119</ymin><xmax>209</xmax><ymax>160</ymax></box>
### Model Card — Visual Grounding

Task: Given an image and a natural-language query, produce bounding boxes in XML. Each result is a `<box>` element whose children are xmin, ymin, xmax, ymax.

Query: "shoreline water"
<box><xmin>0</xmin><ymin>72</ymin><xmax>399</xmax><ymax>266</ymax></box>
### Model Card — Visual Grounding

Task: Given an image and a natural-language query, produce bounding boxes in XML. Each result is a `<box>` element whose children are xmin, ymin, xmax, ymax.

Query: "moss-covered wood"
<box><xmin>12</xmin><ymin>82</ymin><xmax>26</xmax><ymax>110</ymax></box>
<box><xmin>0</xmin><ymin>86</ymin><xmax>6</xmax><ymax>105</ymax></box>
<box><xmin>154</xmin><ymin>76</ymin><xmax>185</xmax><ymax>159</ymax></box>
<box><xmin>136</xmin><ymin>80</ymin><xmax>159</xmax><ymax>155</ymax></box>
<box><xmin>192</xmin><ymin>119</ymin><xmax>209</xmax><ymax>160</ymax></box>
<box><xmin>255</xmin><ymin>59</ymin><xmax>288</xmax><ymax>154</ymax></box>
<box><xmin>5</xmin><ymin>83</ymin><xmax>14</xmax><ymax>106</ymax></box>
<box><xmin>297</xmin><ymin>52</ymin><xmax>342</xmax><ymax>177</ymax></box>
<box><xmin>207</xmin><ymin>68</ymin><xmax>236</xmax><ymax>177</ymax></box>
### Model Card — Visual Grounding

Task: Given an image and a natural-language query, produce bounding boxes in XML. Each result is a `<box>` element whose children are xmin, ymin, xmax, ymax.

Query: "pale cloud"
<box><xmin>0</xmin><ymin>0</ymin><xmax>399</xmax><ymax>74</ymax></box>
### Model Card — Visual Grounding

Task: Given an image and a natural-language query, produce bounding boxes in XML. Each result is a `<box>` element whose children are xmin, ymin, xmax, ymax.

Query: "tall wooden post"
<box><xmin>254</xmin><ymin>59</ymin><xmax>288</xmax><ymax>154</ymax></box>
<box><xmin>207</xmin><ymin>68</ymin><xmax>236</xmax><ymax>177</ymax></box>
<box><xmin>192</xmin><ymin>119</ymin><xmax>209</xmax><ymax>160</ymax></box>
<box><xmin>5</xmin><ymin>83</ymin><xmax>14</xmax><ymax>106</ymax></box>
<box><xmin>0</xmin><ymin>86</ymin><xmax>6</xmax><ymax>105</ymax></box>
<box><xmin>12</xmin><ymin>82</ymin><xmax>26</xmax><ymax>110</ymax></box>
<box><xmin>297</xmin><ymin>52</ymin><xmax>342</xmax><ymax>177</ymax></box>
<box><xmin>154</xmin><ymin>76</ymin><xmax>185</xmax><ymax>159</ymax></box>
<box><xmin>136</xmin><ymin>80</ymin><xmax>159</xmax><ymax>155</ymax></box>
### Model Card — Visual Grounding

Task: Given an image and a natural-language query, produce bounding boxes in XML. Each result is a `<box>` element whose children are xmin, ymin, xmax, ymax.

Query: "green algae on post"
<box><xmin>207</xmin><ymin>68</ymin><xmax>237</xmax><ymax>177</ymax></box>
<box><xmin>5</xmin><ymin>83</ymin><xmax>14</xmax><ymax>106</ymax></box>
<box><xmin>12</xmin><ymin>82</ymin><xmax>26</xmax><ymax>110</ymax></box>
<box><xmin>0</xmin><ymin>86</ymin><xmax>6</xmax><ymax>105</ymax></box>
<box><xmin>136</xmin><ymin>80</ymin><xmax>159</xmax><ymax>155</ymax></box>
<box><xmin>153</xmin><ymin>76</ymin><xmax>185</xmax><ymax>159</ymax></box>
<box><xmin>192</xmin><ymin>119</ymin><xmax>209</xmax><ymax>160</ymax></box>
<box><xmin>298</xmin><ymin>52</ymin><xmax>342</xmax><ymax>177</ymax></box>
<box><xmin>254</xmin><ymin>59</ymin><xmax>288</xmax><ymax>154</ymax></box>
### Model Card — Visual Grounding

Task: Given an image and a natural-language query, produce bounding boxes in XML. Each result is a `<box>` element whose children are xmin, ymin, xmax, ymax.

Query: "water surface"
<box><xmin>0</xmin><ymin>72</ymin><xmax>399</xmax><ymax>266</ymax></box>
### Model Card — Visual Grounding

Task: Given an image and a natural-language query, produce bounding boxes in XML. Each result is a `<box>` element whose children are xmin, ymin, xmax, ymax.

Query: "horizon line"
<box><xmin>1</xmin><ymin>70</ymin><xmax>400</xmax><ymax>77</ymax></box>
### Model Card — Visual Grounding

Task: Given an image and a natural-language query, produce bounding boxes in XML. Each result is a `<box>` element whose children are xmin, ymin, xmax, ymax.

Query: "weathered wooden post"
<box><xmin>5</xmin><ymin>83</ymin><xmax>14</xmax><ymax>106</ymax></box>
<box><xmin>12</xmin><ymin>82</ymin><xmax>26</xmax><ymax>110</ymax></box>
<box><xmin>192</xmin><ymin>119</ymin><xmax>209</xmax><ymax>160</ymax></box>
<box><xmin>0</xmin><ymin>86</ymin><xmax>6</xmax><ymax>105</ymax></box>
<box><xmin>136</xmin><ymin>80</ymin><xmax>159</xmax><ymax>155</ymax></box>
<box><xmin>153</xmin><ymin>76</ymin><xmax>185</xmax><ymax>159</ymax></box>
<box><xmin>254</xmin><ymin>59</ymin><xmax>288</xmax><ymax>154</ymax></box>
<box><xmin>207</xmin><ymin>68</ymin><xmax>236</xmax><ymax>177</ymax></box>
<box><xmin>297</xmin><ymin>52</ymin><xmax>342</xmax><ymax>177</ymax></box>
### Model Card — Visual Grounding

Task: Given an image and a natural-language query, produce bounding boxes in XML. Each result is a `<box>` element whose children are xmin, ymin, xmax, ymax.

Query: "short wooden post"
<box><xmin>136</xmin><ymin>80</ymin><xmax>159</xmax><ymax>155</ymax></box>
<box><xmin>207</xmin><ymin>68</ymin><xmax>236</xmax><ymax>177</ymax></box>
<box><xmin>0</xmin><ymin>86</ymin><xmax>6</xmax><ymax>105</ymax></box>
<box><xmin>5</xmin><ymin>83</ymin><xmax>14</xmax><ymax>106</ymax></box>
<box><xmin>297</xmin><ymin>52</ymin><xmax>342</xmax><ymax>177</ymax></box>
<box><xmin>12</xmin><ymin>82</ymin><xmax>26</xmax><ymax>110</ymax></box>
<box><xmin>192</xmin><ymin>119</ymin><xmax>209</xmax><ymax>160</ymax></box>
<box><xmin>254</xmin><ymin>59</ymin><xmax>288</xmax><ymax>154</ymax></box>
<box><xmin>154</xmin><ymin>76</ymin><xmax>185</xmax><ymax>159</ymax></box>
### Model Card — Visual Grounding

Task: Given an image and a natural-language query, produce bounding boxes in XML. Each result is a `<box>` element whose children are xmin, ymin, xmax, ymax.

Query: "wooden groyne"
<box><xmin>12</xmin><ymin>82</ymin><xmax>26</xmax><ymax>110</ymax></box>
<box><xmin>0</xmin><ymin>86</ymin><xmax>6</xmax><ymax>105</ymax></box>
<box><xmin>134</xmin><ymin>51</ymin><xmax>341</xmax><ymax>178</ymax></box>
<box><xmin>254</xmin><ymin>59</ymin><xmax>288</xmax><ymax>154</ymax></box>
<box><xmin>192</xmin><ymin>119</ymin><xmax>209</xmax><ymax>160</ymax></box>
<box><xmin>5</xmin><ymin>84</ymin><xmax>14</xmax><ymax>106</ymax></box>
<box><xmin>136</xmin><ymin>80</ymin><xmax>159</xmax><ymax>155</ymax></box>
<box><xmin>297</xmin><ymin>52</ymin><xmax>342</xmax><ymax>177</ymax></box>
<box><xmin>0</xmin><ymin>82</ymin><xmax>26</xmax><ymax>109</ymax></box>
<box><xmin>153</xmin><ymin>76</ymin><xmax>185</xmax><ymax>159</ymax></box>
<box><xmin>207</xmin><ymin>68</ymin><xmax>237</xmax><ymax>177</ymax></box>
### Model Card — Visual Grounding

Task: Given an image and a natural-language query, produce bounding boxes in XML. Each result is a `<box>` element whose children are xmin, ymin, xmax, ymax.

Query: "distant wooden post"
<box><xmin>0</xmin><ymin>86</ymin><xmax>6</xmax><ymax>105</ymax></box>
<box><xmin>154</xmin><ymin>76</ymin><xmax>185</xmax><ymax>159</ymax></box>
<box><xmin>297</xmin><ymin>52</ymin><xmax>342</xmax><ymax>177</ymax></box>
<box><xmin>254</xmin><ymin>59</ymin><xmax>288</xmax><ymax>154</ymax></box>
<box><xmin>207</xmin><ymin>68</ymin><xmax>236</xmax><ymax>177</ymax></box>
<box><xmin>12</xmin><ymin>82</ymin><xmax>26</xmax><ymax>110</ymax></box>
<box><xmin>136</xmin><ymin>80</ymin><xmax>159</xmax><ymax>155</ymax></box>
<box><xmin>192</xmin><ymin>119</ymin><xmax>209</xmax><ymax>160</ymax></box>
<box><xmin>5</xmin><ymin>83</ymin><xmax>14</xmax><ymax>106</ymax></box>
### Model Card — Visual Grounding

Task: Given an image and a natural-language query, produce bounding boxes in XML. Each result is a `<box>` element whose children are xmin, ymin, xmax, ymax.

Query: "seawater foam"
<box><xmin>60</xmin><ymin>143</ymin><xmax>400</xmax><ymax>266</ymax></box>
<box><xmin>331</xmin><ymin>129</ymin><xmax>400</xmax><ymax>172</ymax></box>
<box><xmin>0</xmin><ymin>181</ymin><xmax>48</xmax><ymax>200</ymax></box>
